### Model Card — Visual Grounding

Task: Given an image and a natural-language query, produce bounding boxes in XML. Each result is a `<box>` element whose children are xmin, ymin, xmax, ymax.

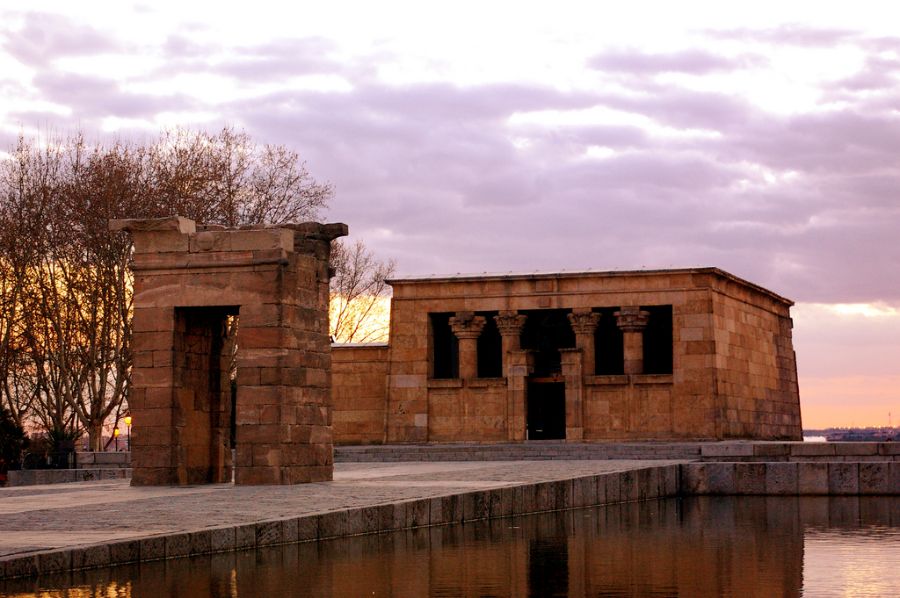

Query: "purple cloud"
<box><xmin>708</xmin><ymin>24</ymin><xmax>857</xmax><ymax>46</ymax></box>
<box><xmin>589</xmin><ymin>48</ymin><xmax>758</xmax><ymax>75</ymax></box>
<box><xmin>3</xmin><ymin>12</ymin><xmax>900</xmax><ymax>307</ymax></box>
<box><xmin>1</xmin><ymin>12</ymin><xmax>122</xmax><ymax>67</ymax></box>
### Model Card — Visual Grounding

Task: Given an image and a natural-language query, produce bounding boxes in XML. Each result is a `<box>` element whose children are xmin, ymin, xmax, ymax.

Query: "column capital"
<box><xmin>449</xmin><ymin>312</ymin><xmax>486</xmax><ymax>339</ymax></box>
<box><xmin>614</xmin><ymin>306</ymin><xmax>650</xmax><ymax>332</ymax></box>
<box><xmin>494</xmin><ymin>311</ymin><xmax>527</xmax><ymax>336</ymax></box>
<box><xmin>567</xmin><ymin>310</ymin><xmax>600</xmax><ymax>335</ymax></box>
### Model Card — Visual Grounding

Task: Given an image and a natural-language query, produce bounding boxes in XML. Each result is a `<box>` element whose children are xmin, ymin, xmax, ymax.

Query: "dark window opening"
<box><xmin>476</xmin><ymin>311</ymin><xmax>502</xmax><ymax>378</ymax></box>
<box><xmin>430</xmin><ymin>313</ymin><xmax>459</xmax><ymax>379</ymax></box>
<box><xmin>594</xmin><ymin>307</ymin><xmax>624</xmax><ymax>375</ymax></box>
<box><xmin>521</xmin><ymin>309</ymin><xmax>575</xmax><ymax>377</ymax></box>
<box><xmin>642</xmin><ymin>305</ymin><xmax>673</xmax><ymax>374</ymax></box>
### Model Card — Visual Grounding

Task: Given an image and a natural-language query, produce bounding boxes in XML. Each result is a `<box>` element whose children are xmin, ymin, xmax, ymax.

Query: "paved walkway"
<box><xmin>0</xmin><ymin>460</ymin><xmax>679</xmax><ymax>559</ymax></box>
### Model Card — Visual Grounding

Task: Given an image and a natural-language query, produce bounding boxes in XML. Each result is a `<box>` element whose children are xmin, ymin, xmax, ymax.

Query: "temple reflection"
<box><xmin>3</xmin><ymin>497</ymin><xmax>898</xmax><ymax>597</ymax></box>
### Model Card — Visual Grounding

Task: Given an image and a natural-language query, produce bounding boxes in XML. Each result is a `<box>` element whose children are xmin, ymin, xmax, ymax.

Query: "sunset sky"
<box><xmin>1</xmin><ymin>1</ymin><xmax>898</xmax><ymax>428</ymax></box>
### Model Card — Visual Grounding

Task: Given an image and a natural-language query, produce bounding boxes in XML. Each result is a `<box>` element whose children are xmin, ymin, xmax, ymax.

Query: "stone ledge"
<box><xmin>6</xmin><ymin>468</ymin><xmax>131</xmax><ymax>487</ymax></box>
<box><xmin>584</xmin><ymin>375</ymin><xmax>629</xmax><ymax>386</ymax></box>
<box><xmin>426</xmin><ymin>379</ymin><xmax>464</xmax><ymax>389</ymax></box>
<box><xmin>466</xmin><ymin>378</ymin><xmax>508</xmax><ymax>388</ymax></box>
<box><xmin>681</xmin><ymin>461</ymin><xmax>899</xmax><ymax>495</ymax></box>
<box><xmin>632</xmin><ymin>374</ymin><xmax>674</xmax><ymax>385</ymax></box>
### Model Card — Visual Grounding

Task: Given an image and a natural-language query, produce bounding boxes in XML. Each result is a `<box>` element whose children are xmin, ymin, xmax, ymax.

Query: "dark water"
<box><xmin>3</xmin><ymin>496</ymin><xmax>899</xmax><ymax>597</ymax></box>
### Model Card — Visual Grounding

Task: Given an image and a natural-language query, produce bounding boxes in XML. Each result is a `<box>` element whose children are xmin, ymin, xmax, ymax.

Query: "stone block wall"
<box><xmin>709</xmin><ymin>276</ymin><xmax>801</xmax><ymax>439</ymax></box>
<box><xmin>682</xmin><ymin>461</ymin><xmax>899</xmax><ymax>495</ymax></box>
<box><xmin>585</xmin><ymin>377</ymin><xmax>686</xmax><ymax>440</ymax></box>
<box><xmin>427</xmin><ymin>379</ymin><xmax>508</xmax><ymax>441</ymax></box>
<box><xmin>332</xmin><ymin>345</ymin><xmax>389</xmax><ymax>444</ymax></box>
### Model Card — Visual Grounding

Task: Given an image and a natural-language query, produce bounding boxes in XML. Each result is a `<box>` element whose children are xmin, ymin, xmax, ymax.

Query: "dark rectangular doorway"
<box><xmin>527</xmin><ymin>382</ymin><xmax>566</xmax><ymax>440</ymax></box>
<box><xmin>173</xmin><ymin>306</ymin><xmax>238</xmax><ymax>484</ymax></box>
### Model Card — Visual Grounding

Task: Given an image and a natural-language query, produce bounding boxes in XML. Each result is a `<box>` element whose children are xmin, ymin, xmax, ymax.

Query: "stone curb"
<box><xmin>6</xmin><ymin>468</ymin><xmax>132</xmax><ymax>487</ymax></box>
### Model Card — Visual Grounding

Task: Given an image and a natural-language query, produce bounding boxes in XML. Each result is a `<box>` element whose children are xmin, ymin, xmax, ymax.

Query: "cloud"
<box><xmin>25</xmin><ymin>70</ymin><xmax>199</xmax><ymax>125</ymax></box>
<box><xmin>589</xmin><ymin>48</ymin><xmax>756</xmax><ymax>75</ymax></box>
<box><xmin>215</xmin><ymin>38</ymin><xmax>344</xmax><ymax>81</ymax></box>
<box><xmin>597</xmin><ymin>87</ymin><xmax>753</xmax><ymax>132</ymax></box>
<box><xmin>708</xmin><ymin>24</ymin><xmax>857</xmax><ymax>46</ymax></box>
<box><xmin>1</xmin><ymin>12</ymin><xmax>123</xmax><ymax>68</ymax></box>
<box><xmin>216</xmin><ymin>65</ymin><xmax>900</xmax><ymax>304</ymax></box>
<box><xmin>2</xmin><ymin>8</ymin><xmax>899</xmax><ymax>307</ymax></box>
<box><xmin>824</xmin><ymin>53</ymin><xmax>900</xmax><ymax>96</ymax></box>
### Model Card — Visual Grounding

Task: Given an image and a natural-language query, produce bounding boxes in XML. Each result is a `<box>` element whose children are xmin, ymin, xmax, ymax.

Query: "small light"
<box><xmin>114</xmin><ymin>428</ymin><xmax>120</xmax><ymax>437</ymax></box>
<box><xmin>124</xmin><ymin>416</ymin><xmax>132</xmax><ymax>426</ymax></box>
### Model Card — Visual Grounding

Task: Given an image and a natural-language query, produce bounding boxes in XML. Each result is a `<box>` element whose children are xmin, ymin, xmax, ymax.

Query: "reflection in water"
<box><xmin>2</xmin><ymin>497</ymin><xmax>899</xmax><ymax>597</ymax></box>
<box><xmin>529</xmin><ymin>538</ymin><xmax>568</xmax><ymax>597</ymax></box>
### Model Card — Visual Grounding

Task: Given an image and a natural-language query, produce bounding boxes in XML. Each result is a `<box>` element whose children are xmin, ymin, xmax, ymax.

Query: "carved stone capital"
<box><xmin>494</xmin><ymin>311</ymin><xmax>527</xmax><ymax>336</ymax></box>
<box><xmin>614</xmin><ymin>307</ymin><xmax>650</xmax><ymax>332</ymax></box>
<box><xmin>567</xmin><ymin>310</ymin><xmax>601</xmax><ymax>335</ymax></box>
<box><xmin>449</xmin><ymin>312</ymin><xmax>487</xmax><ymax>339</ymax></box>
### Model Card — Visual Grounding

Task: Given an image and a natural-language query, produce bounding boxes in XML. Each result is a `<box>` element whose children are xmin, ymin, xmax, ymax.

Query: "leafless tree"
<box><xmin>329</xmin><ymin>239</ymin><xmax>396</xmax><ymax>344</ymax></box>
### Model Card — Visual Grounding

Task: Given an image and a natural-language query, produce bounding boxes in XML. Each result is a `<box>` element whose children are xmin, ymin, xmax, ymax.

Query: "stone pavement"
<box><xmin>0</xmin><ymin>460</ymin><xmax>681</xmax><ymax>569</ymax></box>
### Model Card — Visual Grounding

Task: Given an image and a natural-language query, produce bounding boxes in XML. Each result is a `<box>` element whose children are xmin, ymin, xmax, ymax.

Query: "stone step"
<box><xmin>6</xmin><ymin>469</ymin><xmax>132</xmax><ymax>487</ymax></box>
<box><xmin>335</xmin><ymin>441</ymin><xmax>900</xmax><ymax>463</ymax></box>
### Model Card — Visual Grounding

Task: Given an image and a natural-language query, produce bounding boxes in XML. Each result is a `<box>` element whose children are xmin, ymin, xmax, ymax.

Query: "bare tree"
<box><xmin>148</xmin><ymin>128</ymin><xmax>331</xmax><ymax>226</ymax></box>
<box><xmin>329</xmin><ymin>239</ymin><xmax>396</xmax><ymax>344</ymax></box>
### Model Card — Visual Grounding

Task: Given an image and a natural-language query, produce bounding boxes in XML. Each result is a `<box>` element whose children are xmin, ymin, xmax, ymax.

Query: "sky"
<box><xmin>1</xmin><ymin>0</ymin><xmax>898</xmax><ymax>428</ymax></box>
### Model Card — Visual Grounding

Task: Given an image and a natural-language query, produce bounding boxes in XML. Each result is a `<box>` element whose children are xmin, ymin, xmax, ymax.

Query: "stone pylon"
<box><xmin>112</xmin><ymin>217</ymin><xmax>347</xmax><ymax>485</ymax></box>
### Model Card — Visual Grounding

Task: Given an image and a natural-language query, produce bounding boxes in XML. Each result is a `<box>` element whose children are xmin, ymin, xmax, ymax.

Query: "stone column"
<box><xmin>567</xmin><ymin>308</ymin><xmax>601</xmax><ymax>376</ymax></box>
<box><xmin>615</xmin><ymin>306</ymin><xmax>650</xmax><ymax>375</ymax></box>
<box><xmin>505</xmin><ymin>349</ymin><xmax>534</xmax><ymax>440</ymax></box>
<box><xmin>494</xmin><ymin>311</ymin><xmax>527</xmax><ymax>377</ymax></box>
<box><xmin>560</xmin><ymin>348</ymin><xmax>583</xmax><ymax>440</ymax></box>
<box><xmin>449</xmin><ymin>312</ymin><xmax>486</xmax><ymax>380</ymax></box>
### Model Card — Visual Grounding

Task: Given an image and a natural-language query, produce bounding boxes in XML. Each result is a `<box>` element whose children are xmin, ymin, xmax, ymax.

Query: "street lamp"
<box><xmin>124</xmin><ymin>416</ymin><xmax>132</xmax><ymax>451</ymax></box>
<box><xmin>113</xmin><ymin>428</ymin><xmax>120</xmax><ymax>452</ymax></box>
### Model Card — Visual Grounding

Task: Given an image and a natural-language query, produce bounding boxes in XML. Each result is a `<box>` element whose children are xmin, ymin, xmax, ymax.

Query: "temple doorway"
<box><xmin>526</xmin><ymin>381</ymin><xmax>566</xmax><ymax>440</ymax></box>
<box><xmin>172</xmin><ymin>306</ymin><xmax>238</xmax><ymax>484</ymax></box>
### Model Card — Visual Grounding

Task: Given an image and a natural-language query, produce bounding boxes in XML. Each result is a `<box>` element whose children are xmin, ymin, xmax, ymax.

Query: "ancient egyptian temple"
<box><xmin>332</xmin><ymin>268</ymin><xmax>802</xmax><ymax>444</ymax></box>
<box><xmin>116</xmin><ymin>213</ymin><xmax>802</xmax><ymax>487</ymax></box>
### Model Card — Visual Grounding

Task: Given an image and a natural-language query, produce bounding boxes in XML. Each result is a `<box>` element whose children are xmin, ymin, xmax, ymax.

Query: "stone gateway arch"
<box><xmin>112</xmin><ymin>217</ymin><xmax>347</xmax><ymax>485</ymax></box>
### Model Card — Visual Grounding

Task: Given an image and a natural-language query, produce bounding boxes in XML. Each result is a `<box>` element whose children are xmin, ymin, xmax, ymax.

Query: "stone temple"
<box><xmin>115</xmin><ymin>215</ymin><xmax>801</xmax><ymax>486</ymax></box>
<box><xmin>332</xmin><ymin>268</ymin><xmax>802</xmax><ymax>444</ymax></box>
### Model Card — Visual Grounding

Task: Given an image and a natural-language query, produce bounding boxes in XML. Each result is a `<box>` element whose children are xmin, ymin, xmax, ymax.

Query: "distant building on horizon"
<box><xmin>331</xmin><ymin>267</ymin><xmax>802</xmax><ymax>443</ymax></box>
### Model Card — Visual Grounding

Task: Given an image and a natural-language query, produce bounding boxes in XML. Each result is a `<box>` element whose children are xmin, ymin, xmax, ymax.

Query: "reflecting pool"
<box><xmin>2</xmin><ymin>496</ymin><xmax>898</xmax><ymax>597</ymax></box>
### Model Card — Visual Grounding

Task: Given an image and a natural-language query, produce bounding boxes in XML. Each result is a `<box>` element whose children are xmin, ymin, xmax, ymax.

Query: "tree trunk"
<box><xmin>88</xmin><ymin>421</ymin><xmax>104</xmax><ymax>452</ymax></box>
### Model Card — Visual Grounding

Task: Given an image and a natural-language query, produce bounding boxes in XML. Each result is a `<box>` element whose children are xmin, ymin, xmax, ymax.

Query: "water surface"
<box><xmin>2</xmin><ymin>496</ymin><xmax>898</xmax><ymax>597</ymax></box>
